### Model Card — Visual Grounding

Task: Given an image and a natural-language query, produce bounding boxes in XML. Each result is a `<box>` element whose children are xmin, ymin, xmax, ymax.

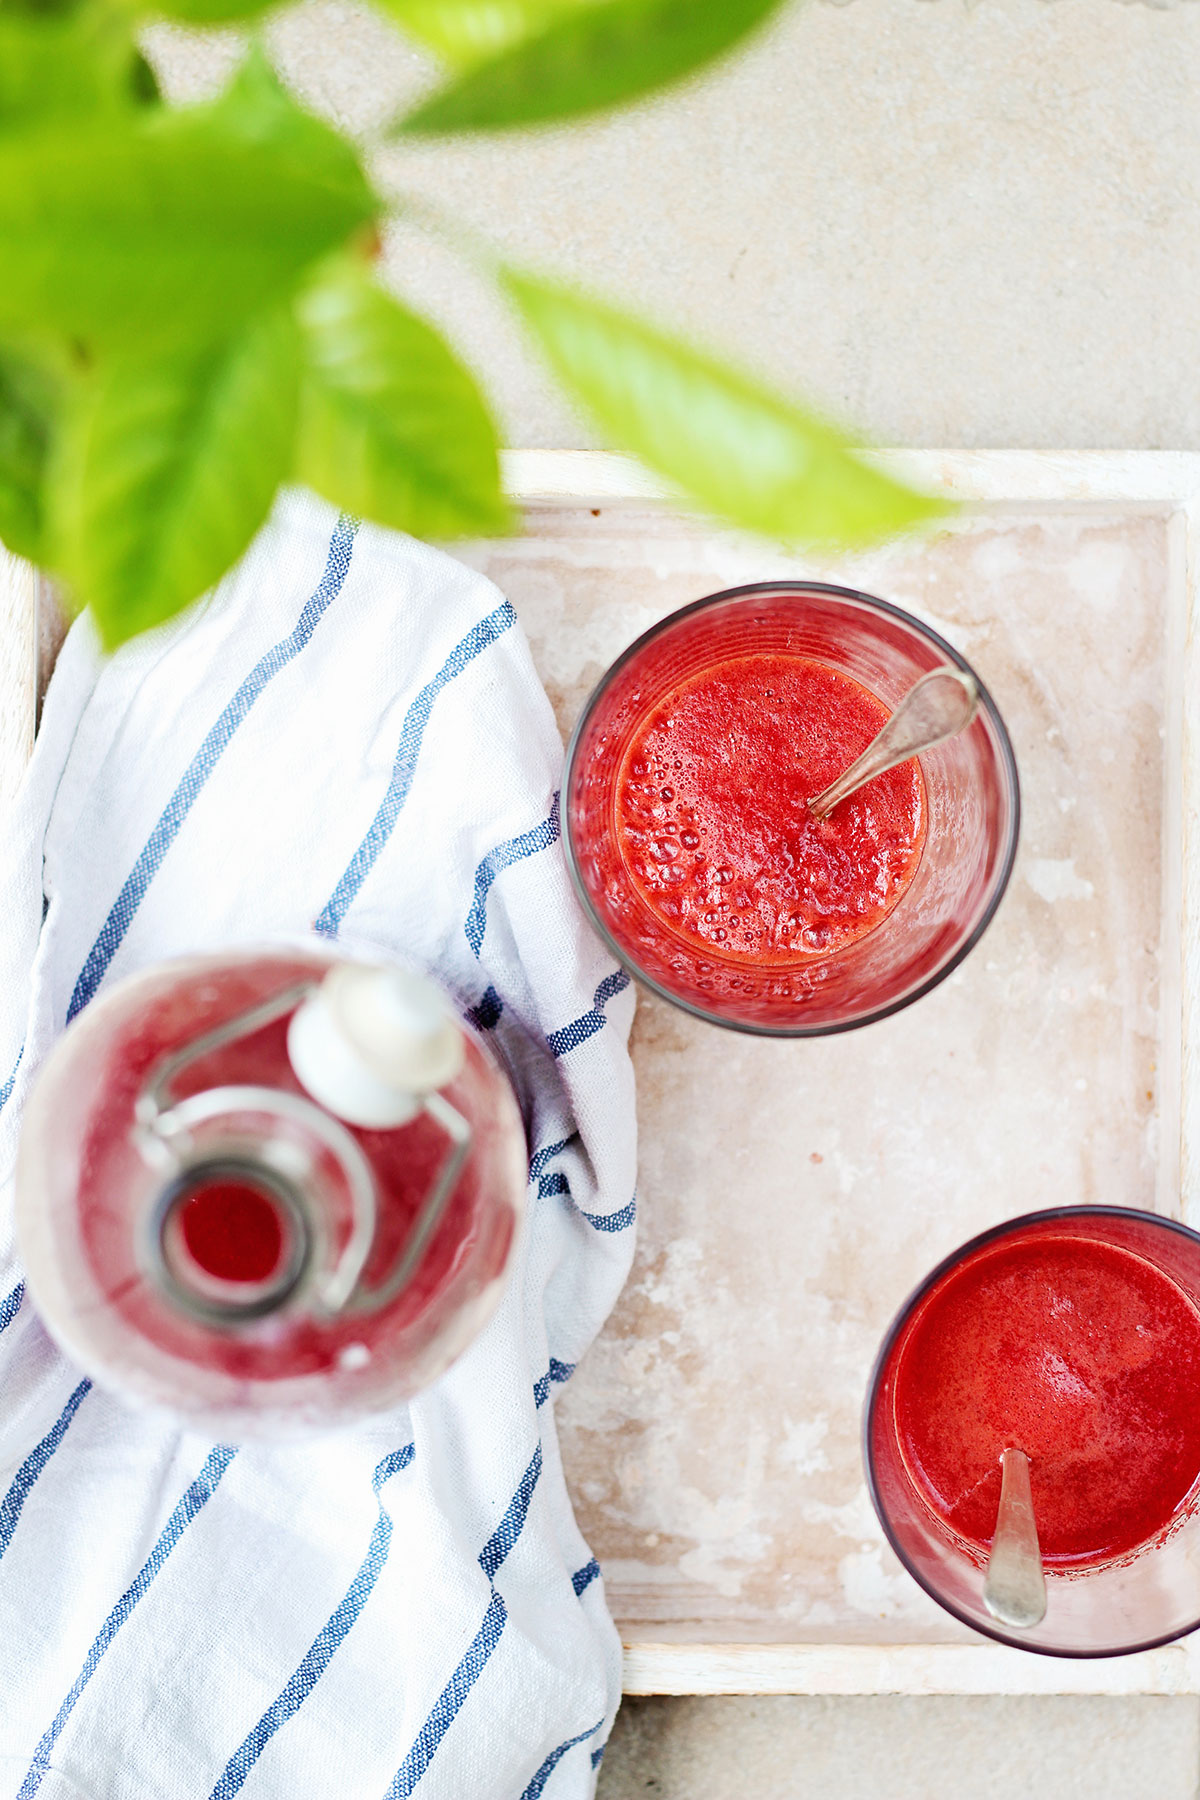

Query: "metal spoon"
<box><xmin>983</xmin><ymin>1447</ymin><xmax>1047</xmax><ymax>1630</ymax></box>
<box><xmin>807</xmin><ymin>666</ymin><xmax>979</xmax><ymax>821</ymax></box>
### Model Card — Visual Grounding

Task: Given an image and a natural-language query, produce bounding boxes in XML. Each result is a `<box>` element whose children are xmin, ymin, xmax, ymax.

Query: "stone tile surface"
<box><xmin>598</xmin><ymin>1695</ymin><xmax>1200</xmax><ymax>1799</ymax></box>
<box><xmin>147</xmin><ymin>0</ymin><xmax>1200</xmax><ymax>453</ymax></box>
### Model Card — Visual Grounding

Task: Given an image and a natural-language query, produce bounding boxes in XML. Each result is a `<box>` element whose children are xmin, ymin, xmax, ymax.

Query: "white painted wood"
<box><xmin>502</xmin><ymin>448</ymin><xmax>1200</xmax><ymax>509</ymax></box>
<box><xmin>1162</xmin><ymin>505</ymin><xmax>1190</xmax><ymax>1226</ymax></box>
<box><xmin>620</xmin><ymin>1640</ymin><xmax>1200</xmax><ymax>1698</ymax></box>
<box><xmin>9</xmin><ymin>453</ymin><xmax>1200</xmax><ymax>1697</ymax></box>
<box><xmin>1176</xmin><ymin>491</ymin><xmax>1200</xmax><ymax>1234</ymax></box>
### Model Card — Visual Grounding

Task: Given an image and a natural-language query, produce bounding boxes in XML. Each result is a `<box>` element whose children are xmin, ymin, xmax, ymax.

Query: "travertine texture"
<box><xmin>463</xmin><ymin>502</ymin><xmax>1172</xmax><ymax>1642</ymax></box>
<box><xmin>599</xmin><ymin>1694</ymin><xmax>1200</xmax><ymax>1799</ymax></box>
<box><xmin>146</xmin><ymin>0</ymin><xmax>1200</xmax><ymax>452</ymax></box>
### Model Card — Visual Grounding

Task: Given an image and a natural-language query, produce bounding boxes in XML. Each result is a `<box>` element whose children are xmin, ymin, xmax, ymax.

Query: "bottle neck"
<box><xmin>132</xmin><ymin>968</ymin><xmax>473</xmax><ymax>1330</ymax></box>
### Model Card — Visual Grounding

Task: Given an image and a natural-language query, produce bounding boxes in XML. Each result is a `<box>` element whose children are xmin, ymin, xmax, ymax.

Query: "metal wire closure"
<box><xmin>132</xmin><ymin>978</ymin><xmax>473</xmax><ymax>1328</ymax></box>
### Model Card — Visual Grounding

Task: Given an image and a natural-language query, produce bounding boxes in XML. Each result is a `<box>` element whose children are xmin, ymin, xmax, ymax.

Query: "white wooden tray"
<box><xmin>6</xmin><ymin>451</ymin><xmax>1200</xmax><ymax>1700</ymax></box>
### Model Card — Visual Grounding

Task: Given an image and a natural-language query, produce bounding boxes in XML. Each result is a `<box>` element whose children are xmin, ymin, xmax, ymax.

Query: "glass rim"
<box><xmin>560</xmin><ymin>578</ymin><xmax>1022</xmax><ymax>1039</ymax></box>
<box><xmin>862</xmin><ymin>1203</ymin><xmax>1200</xmax><ymax>1658</ymax></box>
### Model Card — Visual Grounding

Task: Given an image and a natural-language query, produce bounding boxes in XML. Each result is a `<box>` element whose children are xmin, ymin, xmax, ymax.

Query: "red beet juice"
<box><xmin>613</xmin><ymin>653</ymin><xmax>927</xmax><ymax>965</ymax></box>
<box><xmin>893</xmin><ymin>1234</ymin><xmax>1200</xmax><ymax>1567</ymax></box>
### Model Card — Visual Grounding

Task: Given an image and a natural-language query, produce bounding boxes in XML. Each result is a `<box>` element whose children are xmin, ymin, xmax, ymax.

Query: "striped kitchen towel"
<box><xmin>0</xmin><ymin>489</ymin><xmax>638</xmax><ymax>1800</ymax></box>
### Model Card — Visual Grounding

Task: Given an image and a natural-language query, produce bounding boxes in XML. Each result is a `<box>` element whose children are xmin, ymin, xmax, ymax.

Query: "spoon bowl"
<box><xmin>983</xmin><ymin>1447</ymin><xmax>1047</xmax><ymax>1630</ymax></box>
<box><xmin>807</xmin><ymin>666</ymin><xmax>979</xmax><ymax>820</ymax></box>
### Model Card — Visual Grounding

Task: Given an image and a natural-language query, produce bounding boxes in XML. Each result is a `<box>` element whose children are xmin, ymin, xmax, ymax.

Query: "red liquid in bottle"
<box><xmin>74</xmin><ymin>953</ymin><xmax>519</xmax><ymax>1388</ymax></box>
<box><xmin>612</xmin><ymin>654</ymin><xmax>926</xmax><ymax>965</ymax></box>
<box><xmin>893</xmin><ymin>1236</ymin><xmax>1200</xmax><ymax>1566</ymax></box>
<box><xmin>179</xmin><ymin>1177</ymin><xmax>287</xmax><ymax>1284</ymax></box>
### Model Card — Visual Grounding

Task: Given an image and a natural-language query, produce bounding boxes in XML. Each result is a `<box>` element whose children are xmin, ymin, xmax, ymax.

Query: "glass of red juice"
<box><xmin>562</xmin><ymin>582</ymin><xmax>1019</xmax><ymax>1034</ymax></box>
<box><xmin>866</xmin><ymin>1207</ymin><xmax>1200</xmax><ymax>1656</ymax></box>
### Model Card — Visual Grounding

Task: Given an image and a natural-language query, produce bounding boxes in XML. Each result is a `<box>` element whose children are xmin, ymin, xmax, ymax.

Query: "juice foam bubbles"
<box><xmin>614</xmin><ymin>653</ymin><xmax>926</xmax><ymax>964</ymax></box>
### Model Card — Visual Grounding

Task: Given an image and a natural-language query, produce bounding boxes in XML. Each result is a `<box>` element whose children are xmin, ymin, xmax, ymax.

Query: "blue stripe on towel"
<box><xmin>519</xmin><ymin>1718</ymin><xmax>604</xmax><ymax>1800</ymax></box>
<box><xmin>209</xmin><ymin>1443</ymin><xmax>415</xmax><ymax>1799</ymax></box>
<box><xmin>386</xmin><ymin>1590</ymin><xmax>508</xmax><ymax>1800</ymax></box>
<box><xmin>545</xmin><ymin>970</ymin><xmax>630</xmax><ymax>1059</ymax></box>
<box><xmin>592</xmin><ymin>1742</ymin><xmax>607</xmax><ymax>1769</ymax></box>
<box><xmin>465</xmin><ymin>985</ymin><xmax>504</xmax><ymax>1033</ymax></box>
<box><xmin>384</xmin><ymin>1442</ymin><xmax>543</xmax><ymax>1798</ymax></box>
<box><xmin>529</xmin><ymin>1135</ymin><xmax>634</xmax><ymax>1233</ymax></box>
<box><xmin>580</xmin><ymin>1195</ymin><xmax>637</xmax><ymax>1234</ymax></box>
<box><xmin>0</xmin><ymin>1281</ymin><xmax>24</xmax><ymax>1334</ymax></box>
<box><xmin>464</xmin><ymin>794</ymin><xmax>560</xmax><ymax>956</ymax></box>
<box><xmin>0</xmin><ymin>1379</ymin><xmax>91</xmax><ymax>1563</ymax></box>
<box><xmin>478</xmin><ymin>1443</ymin><xmax>542</xmax><ymax>1581</ymax></box>
<box><xmin>0</xmin><ymin>1042</ymin><xmax>23</xmax><ymax>1116</ymax></box>
<box><xmin>67</xmin><ymin>519</ymin><xmax>358</xmax><ymax>1022</ymax></box>
<box><xmin>19</xmin><ymin>1444</ymin><xmax>237</xmax><ymax>1799</ymax></box>
<box><xmin>315</xmin><ymin>600</ymin><xmax>517</xmax><ymax>938</ymax></box>
<box><xmin>528</xmin><ymin>1136</ymin><xmax>577</xmax><ymax>1183</ymax></box>
<box><xmin>570</xmin><ymin>1559</ymin><xmax>600</xmax><ymax>1599</ymax></box>
<box><xmin>533</xmin><ymin>1359</ymin><xmax>576</xmax><ymax>1409</ymax></box>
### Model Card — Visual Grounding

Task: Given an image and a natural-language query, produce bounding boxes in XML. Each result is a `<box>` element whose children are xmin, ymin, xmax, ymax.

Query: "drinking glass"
<box><xmin>563</xmin><ymin>581</ymin><xmax>1020</xmax><ymax>1034</ymax></box>
<box><xmin>865</xmin><ymin>1206</ymin><xmax>1200</xmax><ymax>1656</ymax></box>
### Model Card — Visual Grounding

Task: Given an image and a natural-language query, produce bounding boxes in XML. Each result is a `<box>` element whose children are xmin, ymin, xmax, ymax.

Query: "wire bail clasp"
<box><xmin>132</xmin><ymin>971</ymin><xmax>473</xmax><ymax>1328</ymax></box>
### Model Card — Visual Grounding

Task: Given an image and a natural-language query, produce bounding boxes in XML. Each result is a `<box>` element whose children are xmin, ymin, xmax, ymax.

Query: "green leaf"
<box><xmin>130</xmin><ymin>49</ymin><xmax>162</xmax><ymax>105</ymax></box>
<box><xmin>398</xmin><ymin>0</ymin><xmax>786</xmax><ymax>133</ymax></box>
<box><xmin>0</xmin><ymin>18</ymin><xmax>113</xmax><ymax>127</ymax></box>
<box><xmin>131</xmin><ymin>0</ymin><xmax>277</xmax><ymax>20</ymax></box>
<box><xmin>294</xmin><ymin>261</ymin><xmax>511</xmax><ymax>538</ymax></box>
<box><xmin>0</xmin><ymin>12</ymin><xmax>153</xmax><ymax>130</ymax></box>
<box><xmin>207</xmin><ymin>43</ymin><xmax>367</xmax><ymax>191</ymax></box>
<box><xmin>503</xmin><ymin>271</ymin><xmax>948</xmax><ymax>545</ymax></box>
<box><xmin>374</xmin><ymin>0</ymin><xmax>594</xmax><ymax>66</ymax></box>
<box><xmin>0</xmin><ymin>346</ymin><xmax>57</xmax><ymax>563</ymax></box>
<box><xmin>209</xmin><ymin>40</ymin><xmax>315</xmax><ymax>141</ymax></box>
<box><xmin>50</xmin><ymin>306</ymin><xmax>301</xmax><ymax>647</ymax></box>
<box><xmin>2</xmin><ymin>0</ymin><xmax>85</xmax><ymax>18</ymax></box>
<box><xmin>0</xmin><ymin>92</ymin><xmax>377</xmax><ymax>351</ymax></box>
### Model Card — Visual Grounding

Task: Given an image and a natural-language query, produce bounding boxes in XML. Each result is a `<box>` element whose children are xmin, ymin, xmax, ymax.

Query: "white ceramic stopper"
<box><xmin>288</xmin><ymin>964</ymin><xmax>464</xmax><ymax>1129</ymax></box>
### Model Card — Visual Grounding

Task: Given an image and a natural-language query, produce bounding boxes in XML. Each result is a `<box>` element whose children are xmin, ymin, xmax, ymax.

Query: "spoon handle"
<box><xmin>807</xmin><ymin>667</ymin><xmax>979</xmax><ymax>821</ymax></box>
<box><xmin>983</xmin><ymin>1447</ymin><xmax>1047</xmax><ymax>1630</ymax></box>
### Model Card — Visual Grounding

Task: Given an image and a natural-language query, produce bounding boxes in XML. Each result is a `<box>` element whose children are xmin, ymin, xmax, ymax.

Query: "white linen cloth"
<box><xmin>0</xmin><ymin>490</ymin><xmax>638</xmax><ymax>1800</ymax></box>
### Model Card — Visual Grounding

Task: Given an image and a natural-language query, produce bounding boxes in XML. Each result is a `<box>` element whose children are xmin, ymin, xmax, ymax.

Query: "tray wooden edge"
<box><xmin>620</xmin><ymin>1638</ymin><xmax>1200</xmax><ymax>1696</ymax></box>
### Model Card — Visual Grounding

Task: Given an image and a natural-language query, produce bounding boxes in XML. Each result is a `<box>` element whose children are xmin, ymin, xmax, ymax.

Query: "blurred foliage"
<box><xmin>0</xmin><ymin>0</ymin><xmax>946</xmax><ymax>648</ymax></box>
